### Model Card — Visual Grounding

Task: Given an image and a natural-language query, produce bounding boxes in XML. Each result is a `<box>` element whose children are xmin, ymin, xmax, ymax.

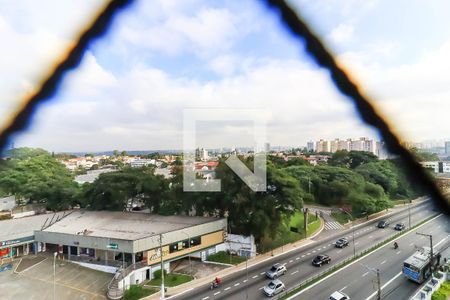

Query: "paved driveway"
<box><xmin>0</xmin><ymin>256</ymin><xmax>113</xmax><ymax>300</ymax></box>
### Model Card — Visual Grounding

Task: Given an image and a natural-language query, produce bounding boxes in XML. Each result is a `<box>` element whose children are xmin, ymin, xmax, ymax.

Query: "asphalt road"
<box><xmin>171</xmin><ymin>201</ymin><xmax>439</xmax><ymax>300</ymax></box>
<box><xmin>289</xmin><ymin>213</ymin><xmax>450</xmax><ymax>300</ymax></box>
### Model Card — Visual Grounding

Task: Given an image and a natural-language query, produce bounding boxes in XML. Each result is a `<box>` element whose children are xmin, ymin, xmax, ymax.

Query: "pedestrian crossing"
<box><xmin>324</xmin><ymin>221</ymin><xmax>344</xmax><ymax>230</ymax></box>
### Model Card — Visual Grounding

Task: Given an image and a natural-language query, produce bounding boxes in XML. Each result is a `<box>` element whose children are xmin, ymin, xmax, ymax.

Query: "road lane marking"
<box><xmin>409</xmin><ymin>243</ymin><xmax>414</xmax><ymax>246</ymax></box>
<box><xmin>369</xmin><ymin>236</ymin><xmax>373</xmax><ymax>238</ymax></box>
<box><xmin>337</xmin><ymin>250</ymin><xmax>342</xmax><ymax>254</ymax></box>
<box><xmin>380</xmin><ymin>260</ymin><xmax>386</xmax><ymax>265</ymax></box>
<box><xmin>362</xmin><ymin>272</ymin><xmax>369</xmax><ymax>277</ymax></box>
<box><xmin>224</xmin><ymin>287</ymin><xmax>230</xmax><ymax>291</ymax></box>
<box><xmin>307</xmin><ymin>252</ymin><xmax>311</xmax><ymax>255</ymax></box>
<box><xmin>202</xmin><ymin>297</ymin><xmax>209</xmax><ymax>300</ymax></box>
<box><xmin>259</xmin><ymin>287</ymin><xmax>264</xmax><ymax>290</ymax></box>
<box><xmin>252</xmin><ymin>275</ymin><xmax>258</xmax><ymax>279</ymax></box>
<box><xmin>291</xmin><ymin>270</ymin><xmax>299</xmax><ymax>275</ymax></box>
<box><xmin>301</xmin><ymin>255</ymin><xmax>305</xmax><ymax>258</ymax></box>
<box><xmin>289</xmin><ymin>260</ymin><xmax>293</xmax><ymax>263</ymax></box>
<box><xmin>260</xmin><ymin>272</ymin><xmax>265</xmax><ymax>275</ymax></box>
<box><xmin>339</xmin><ymin>286</ymin><xmax>347</xmax><ymax>291</ymax></box>
<box><xmin>355</xmin><ymin>242</ymin><xmax>359</xmax><ymax>245</ymax></box>
<box><xmin>296</xmin><ymin>257</ymin><xmax>300</xmax><ymax>260</ymax></box>
<box><xmin>284</xmin><ymin>213</ymin><xmax>442</xmax><ymax>300</ymax></box>
<box><xmin>214</xmin><ymin>292</ymin><xmax>220</xmax><ymax>296</ymax></box>
<box><xmin>243</xmin><ymin>280</ymin><xmax>248</xmax><ymax>283</ymax></box>
<box><xmin>234</xmin><ymin>283</ymin><xmax>240</xmax><ymax>287</ymax></box>
<box><xmin>396</xmin><ymin>251</ymin><xmax>401</xmax><ymax>255</ymax></box>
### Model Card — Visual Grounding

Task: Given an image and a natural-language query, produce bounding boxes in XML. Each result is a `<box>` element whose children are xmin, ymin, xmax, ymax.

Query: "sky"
<box><xmin>1</xmin><ymin>0</ymin><xmax>450</xmax><ymax>152</ymax></box>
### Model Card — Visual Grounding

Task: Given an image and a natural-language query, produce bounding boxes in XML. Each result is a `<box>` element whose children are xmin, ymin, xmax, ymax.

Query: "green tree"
<box><xmin>0</xmin><ymin>151</ymin><xmax>78</xmax><ymax>210</ymax></box>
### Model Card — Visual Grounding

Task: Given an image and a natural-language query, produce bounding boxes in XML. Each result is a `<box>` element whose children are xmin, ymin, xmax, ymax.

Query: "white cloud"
<box><xmin>328</xmin><ymin>24</ymin><xmax>354</xmax><ymax>44</ymax></box>
<box><xmin>119</xmin><ymin>7</ymin><xmax>243</xmax><ymax>58</ymax></box>
<box><xmin>14</xmin><ymin>57</ymin><xmax>375</xmax><ymax>151</ymax></box>
<box><xmin>335</xmin><ymin>41</ymin><xmax>450</xmax><ymax>141</ymax></box>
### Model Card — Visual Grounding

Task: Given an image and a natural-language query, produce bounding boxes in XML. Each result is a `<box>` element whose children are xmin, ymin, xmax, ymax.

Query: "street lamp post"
<box><xmin>408</xmin><ymin>200</ymin><xmax>412</xmax><ymax>229</ymax></box>
<box><xmin>242</xmin><ymin>249</ymin><xmax>256</xmax><ymax>300</ymax></box>
<box><xmin>341</xmin><ymin>210</ymin><xmax>356</xmax><ymax>257</ymax></box>
<box><xmin>53</xmin><ymin>251</ymin><xmax>57</xmax><ymax>300</ymax></box>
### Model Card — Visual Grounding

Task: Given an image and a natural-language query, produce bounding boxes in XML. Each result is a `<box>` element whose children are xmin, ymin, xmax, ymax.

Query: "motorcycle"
<box><xmin>394</xmin><ymin>242</ymin><xmax>398</xmax><ymax>250</ymax></box>
<box><xmin>210</xmin><ymin>281</ymin><xmax>220</xmax><ymax>290</ymax></box>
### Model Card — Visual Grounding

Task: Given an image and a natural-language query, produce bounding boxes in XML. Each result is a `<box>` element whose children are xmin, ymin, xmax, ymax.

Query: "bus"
<box><xmin>402</xmin><ymin>247</ymin><xmax>438</xmax><ymax>283</ymax></box>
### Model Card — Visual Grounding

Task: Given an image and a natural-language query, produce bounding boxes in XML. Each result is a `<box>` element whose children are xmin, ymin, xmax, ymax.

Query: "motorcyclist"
<box><xmin>211</xmin><ymin>277</ymin><xmax>221</xmax><ymax>289</ymax></box>
<box><xmin>394</xmin><ymin>241</ymin><xmax>398</xmax><ymax>249</ymax></box>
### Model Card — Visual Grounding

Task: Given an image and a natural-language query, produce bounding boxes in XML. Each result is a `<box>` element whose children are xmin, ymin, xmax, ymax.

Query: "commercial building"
<box><xmin>421</xmin><ymin>161</ymin><xmax>450</xmax><ymax>174</ymax></box>
<box><xmin>34</xmin><ymin>211</ymin><xmax>227</xmax><ymax>279</ymax></box>
<box><xmin>0</xmin><ymin>212</ymin><xmax>67</xmax><ymax>261</ymax></box>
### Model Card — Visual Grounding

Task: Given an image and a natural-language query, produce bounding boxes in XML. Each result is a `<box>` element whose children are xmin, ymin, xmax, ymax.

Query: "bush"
<box><xmin>152</xmin><ymin>269</ymin><xmax>167</xmax><ymax>280</ymax></box>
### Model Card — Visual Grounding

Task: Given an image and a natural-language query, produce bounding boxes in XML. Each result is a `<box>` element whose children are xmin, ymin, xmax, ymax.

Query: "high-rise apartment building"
<box><xmin>316</xmin><ymin>139</ymin><xmax>330</xmax><ymax>153</ymax></box>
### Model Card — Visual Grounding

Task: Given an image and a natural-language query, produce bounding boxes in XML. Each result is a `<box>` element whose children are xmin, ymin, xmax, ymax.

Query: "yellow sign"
<box><xmin>147</xmin><ymin>246</ymin><xmax>170</xmax><ymax>263</ymax></box>
<box><xmin>146</xmin><ymin>231</ymin><xmax>224</xmax><ymax>265</ymax></box>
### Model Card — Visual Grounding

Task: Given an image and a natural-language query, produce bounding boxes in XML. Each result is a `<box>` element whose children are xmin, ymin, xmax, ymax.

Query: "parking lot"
<box><xmin>0</xmin><ymin>255</ymin><xmax>113</xmax><ymax>300</ymax></box>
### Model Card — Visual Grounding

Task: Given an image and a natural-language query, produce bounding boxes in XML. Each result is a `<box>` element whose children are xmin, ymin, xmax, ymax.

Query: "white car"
<box><xmin>263</xmin><ymin>279</ymin><xmax>285</xmax><ymax>297</ymax></box>
<box><xmin>330</xmin><ymin>291</ymin><xmax>350</xmax><ymax>300</ymax></box>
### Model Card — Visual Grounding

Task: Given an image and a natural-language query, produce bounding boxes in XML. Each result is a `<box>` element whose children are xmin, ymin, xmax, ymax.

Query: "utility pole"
<box><xmin>362</xmin><ymin>264</ymin><xmax>381</xmax><ymax>300</ymax></box>
<box><xmin>376</xmin><ymin>268</ymin><xmax>381</xmax><ymax>300</ymax></box>
<box><xmin>160</xmin><ymin>234</ymin><xmax>165</xmax><ymax>300</ymax></box>
<box><xmin>416</xmin><ymin>232</ymin><xmax>434</xmax><ymax>269</ymax></box>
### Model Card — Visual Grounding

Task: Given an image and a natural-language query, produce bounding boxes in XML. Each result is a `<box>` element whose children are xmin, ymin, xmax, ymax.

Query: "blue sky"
<box><xmin>1</xmin><ymin>0</ymin><xmax>450</xmax><ymax>151</ymax></box>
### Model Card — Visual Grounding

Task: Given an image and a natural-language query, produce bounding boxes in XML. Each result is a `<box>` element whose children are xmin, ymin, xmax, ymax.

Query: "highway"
<box><xmin>291</xmin><ymin>213</ymin><xmax>450</xmax><ymax>300</ymax></box>
<box><xmin>170</xmin><ymin>201</ymin><xmax>440</xmax><ymax>300</ymax></box>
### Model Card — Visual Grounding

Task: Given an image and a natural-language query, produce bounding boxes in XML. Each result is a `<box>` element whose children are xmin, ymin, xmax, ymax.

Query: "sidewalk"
<box><xmin>144</xmin><ymin>197</ymin><xmax>429</xmax><ymax>299</ymax></box>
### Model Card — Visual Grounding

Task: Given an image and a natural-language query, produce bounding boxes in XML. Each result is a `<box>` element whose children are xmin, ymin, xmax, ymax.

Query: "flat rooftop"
<box><xmin>41</xmin><ymin>210</ymin><xmax>221</xmax><ymax>241</ymax></box>
<box><xmin>0</xmin><ymin>212</ymin><xmax>67</xmax><ymax>243</ymax></box>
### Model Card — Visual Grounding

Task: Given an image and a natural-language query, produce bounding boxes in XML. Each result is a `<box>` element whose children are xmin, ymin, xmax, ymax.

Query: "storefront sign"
<box><xmin>107</xmin><ymin>243</ymin><xmax>118</xmax><ymax>250</ymax></box>
<box><xmin>0</xmin><ymin>248</ymin><xmax>10</xmax><ymax>257</ymax></box>
<box><xmin>0</xmin><ymin>236</ymin><xmax>34</xmax><ymax>248</ymax></box>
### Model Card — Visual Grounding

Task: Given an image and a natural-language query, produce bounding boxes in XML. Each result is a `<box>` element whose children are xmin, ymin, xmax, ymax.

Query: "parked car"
<box><xmin>312</xmin><ymin>254</ymin><xmax>331</xmax><ymax>267</ymax></box>
<box><xmin>335</xmin><ymin>238</ymin><xmax>349</xmax><ymax>248</ymax></box>
<box><xmin>330</xmin><ymin>291</ymin><xmax>351</xmax><ymax>300</ymax></box>
<box><xmin>394</xmin><ymin>223</ymin><xmax>405</xmax><ymax>231</ymax></box>
<box><xmin>265</xmin><ymin>263</ymin><xmax>287</xmax><ymax>279</ymax></box>
<box><xmin>377</xmin><ymin>220</ymin><xmax>389</xmax><ymax>228</ymax></box>
<box><xmin>263</xmin><ymin>279</ymin><xmax>285</xmax><ymax>297</ymax></box>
